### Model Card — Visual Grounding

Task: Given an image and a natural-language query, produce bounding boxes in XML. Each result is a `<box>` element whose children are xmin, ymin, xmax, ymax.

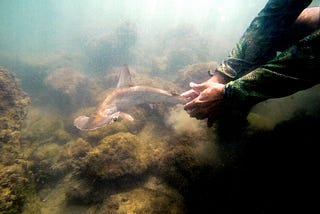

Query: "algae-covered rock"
<box><xmin>58</xmin><ymin>138</ymin><xmax>92</xmax><ymax>168</ymax></box>
<box><xmin>44</xmin><ymin>67</ymin><xmax>95</xmax><ymax>112</ymax></box>
<box><xmin>65</xmin><ymin>176</ymin><xmax>95</xmax><ymax>204</ymax></box>
<box><xmin>156</xmin><ymin>112</ymin><xmax>219</xmax><ymax>194</ymax></box>
<box><xmin>0</xmin><ymin>164</ymin><xmax>29</xmax><ymax>213</ymax></box>
<box><xmin>0</xmin><ymin>67</ymin><xmax>30</xmax><ymax>213</ymax></box>
<box><xmin>21</xmin><ymin>107</ymin><xmax>71</xmax><ymax>145</ymax></box>
<box><xmin>30</xmin><ymin>143</ymin><xmax>66</xmax><ymax>185</ymax></box>
<box><xmin>175</xmin><ymin>61</ymin><xmax>219</xmax><ymax>90</ymax></box>
<box><xmin>96</xmin><ymin>182</ymin><xmax>185</xmax><ymax>214</ymax></box>
<box><xmin>22</xmin><ymin>173</ymin><xmax>95</xmax><ymax>214</ymax></box>
<box><xmin>156</xmin><ymin>24</ymin><xmax>211</xmax><ymax>73</ymax></box>
<box><xmin>20</xmin><ymin>107</ymin><xmax>76</xmax><ymax>189</ymax></box>
<box><xmin>85</xmin><ymin>21</ymin><xmax>137</xmax><ymax>73</ymax></box>
<box><xmin>79</xmin><ymin>132</ymin><xmax>151</xmax><ymax>180</ymax></box>
<box><xmin>45</xmin><ymin>67</ymin><xmax>85</xmax><ymax>96</ymax></box>
<box><xmin>0</xmin><ymin>68</ymin><xmax>30</xmax><ymax>147</ymax></box>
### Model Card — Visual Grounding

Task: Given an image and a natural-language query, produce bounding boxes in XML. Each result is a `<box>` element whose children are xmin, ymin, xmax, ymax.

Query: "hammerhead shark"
<box><xmin>74</xmin><ymin>65</ymin><xmax>186</xmax><ymax>131</ymax></box>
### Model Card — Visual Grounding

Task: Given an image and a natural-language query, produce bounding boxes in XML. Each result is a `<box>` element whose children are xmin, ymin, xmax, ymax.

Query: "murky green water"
<box><xmin>1</xmin><ymin>0</ymin><xmax>320</xmax><ymax>213</ymax></box>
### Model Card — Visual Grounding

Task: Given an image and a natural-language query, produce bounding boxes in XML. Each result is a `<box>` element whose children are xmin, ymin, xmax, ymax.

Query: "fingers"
<box><xmin>180</xmin><ymin>81</ymin><xmax>210</xmax><ymax>101</ymax></box>
<box><xmin>185</xmin><ymin>101</ymin><xmax>218</xmax><ymax>119</ymax></box>
<box><xmin>183</xmin><ymin>90</ymin><xmax>214</xmax><ymax>111</ymax></box>
<box><xmin>183</xmin><ymin>97</ymin><xmax>204</xmax><ymax>111</ymax></box>
<box><xmin>180</xmin><ymin>89</ymin><xmax>199</xmax><ymax>100</ymax></box>
<box><xmin>189</xmin><ymin>82</ymin><xmax>208</xmax><ymax>93</ymax></box>
<box><xmin>182</xmin><ymin>81</ymin><xmax>224</xmax><ymax>125</ymax></box>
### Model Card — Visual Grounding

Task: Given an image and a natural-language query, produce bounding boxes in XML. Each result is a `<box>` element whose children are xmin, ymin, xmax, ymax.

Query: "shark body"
<box><xmin>74</xmin><ymin>65</ymin><xmax>185</xmax><ymax>131</ymax></box>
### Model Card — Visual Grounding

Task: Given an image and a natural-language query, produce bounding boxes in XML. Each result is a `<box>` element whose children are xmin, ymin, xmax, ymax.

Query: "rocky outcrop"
<box><xmin>0</xmin><ymin>67</ymin><xmax>30</xmax><ymax>213</ymax></box>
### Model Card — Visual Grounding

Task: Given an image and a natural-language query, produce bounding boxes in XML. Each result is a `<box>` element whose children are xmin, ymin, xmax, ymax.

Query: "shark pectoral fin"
<box><xmin>119</xmin><ymin>112</ymin><xmax>134</xmax><ymax>121</ymax></box>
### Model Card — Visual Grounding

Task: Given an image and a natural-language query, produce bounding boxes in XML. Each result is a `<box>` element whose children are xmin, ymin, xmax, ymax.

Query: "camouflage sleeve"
<box><xmin>216</xmin><ymin>0</ymin><xmax>312</xmax><ymax>79</ymax></box>
<box><xmin>224</xmin><ymin>29</ymin><xmax>320</xmax><ymax>106</ymax></box>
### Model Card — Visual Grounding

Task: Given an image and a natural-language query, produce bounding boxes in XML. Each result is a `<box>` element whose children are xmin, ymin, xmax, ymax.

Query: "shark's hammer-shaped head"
<box><xmin>74</xmin><ymin>105</ymin><xmax>119</xmax><ymax>131</ymax></box>
<box><xmin>74</xmin><ymin>110</ymin><xmax>133</xmax><ymax>131</ymax></box>
<box><xmin>73</xmin><ymin>115</ymin><xmax>91</xmax><ymax>130</ymax></box>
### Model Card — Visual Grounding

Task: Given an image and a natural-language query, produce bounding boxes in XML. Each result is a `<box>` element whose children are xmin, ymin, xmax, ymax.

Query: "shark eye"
<box><xmin>112</xmin><ymin>115</ymin><xmax>118</xmax><ymax>122</ymax></box>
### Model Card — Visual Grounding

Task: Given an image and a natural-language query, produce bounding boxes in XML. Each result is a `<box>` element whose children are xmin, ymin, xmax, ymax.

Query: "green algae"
<box><xmin>175</xmin><ymin>61</ymin><xmax>219</xmax><ymax>90</ymax></box>
<box><xmin>96</xmin><ymin>177</ymin><xmax>186</xmax><ymax>214</ymax></box>
<box><xmin>22</xmin><ymin>173</ymin><xmax>94</xmax><ymax>214</ymax></box>
<box><xmin>21</xmin><ymin>108</ymin><xmax>71</xmax><ymax>145</ymax></box>
<box><xmin>0</xmin><ymin>68</ymin><xmax>30</xmax><ymax>213</ymax></box>
<box><xmin>0</xmin><ymin>62</ymin><xmax>219</xmax><ymax>213</ymax></box>
<box><xmin>80</xmin><ymin>132</ymin><xmax>151</xmax><ymax>180</ymax></box>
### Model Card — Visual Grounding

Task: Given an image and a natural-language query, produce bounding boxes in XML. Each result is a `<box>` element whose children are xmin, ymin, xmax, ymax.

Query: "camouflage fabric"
<box><xmin>225</xmin><ymin>28</ymin><xmax>320</xmax><ymax>106</ymax></box>
<box><xmin>212</xmin><ymin>0</ymin><xmax>320</xmax><ymax>106</ymax></box>
<box><xmin>216</xmin><ymin>0</ymin><xmax>312</xmax><ymax>78</ymax></box>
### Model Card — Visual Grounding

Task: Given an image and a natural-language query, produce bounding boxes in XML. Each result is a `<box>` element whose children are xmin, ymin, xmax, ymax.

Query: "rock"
<box><xmin>95</xmin><ymin>176</ymin><xmax>186</xmax><ymax>214</ymax></box>
<box><xmin>175</xmin><ymin>61</ymin><xmax>219</xmax><ymax>90</ymax></box>
<box><xmin>45</xmin><ymin>67</ymin><xmax>85</xmax><ymax>96</ymax></box>
<box><xmin>65</xmin><ymin>177</ymin><xmax>94</xmax><ymax>204</ymax></box>
<box><xmin>153</xmin><ymin>24</ymin><xmax>211</xmax><ymax>73</ymax></box>
<box><xmin>58</xmin><ymin>138</ymin><xmax>92</xmax><ymax>169</ymax></box>
<box><xmin>0</xmin><ymin>68</ymin><xmax>30</xmax><ymax>146</ymax></box>
<box><xmin>0</xmin><ymin>164</ymin><xmax>29</xmax><ymax>213</ymax></box>
<box><xmin>30</xmin><ymin>143</ymin><xmax>68</xmax><ymax>186</ymax></box>
<box><xmin>85</xmin><ymin>22</ymin><xmax>137</xmax><ymax>73</ymax></box>
<box><xmin>44</xmin><ymin>67</ymin><xmax>94</xmax><ymax>112</ymax></box>
<box><xmin>0</xmin><ymin>68</ymin><xmax>30</xmax><ymax>213</ymax></box>
<box><xmin>79</xmin><ymin>132</ymin><xmax>151</xmax><ymax>180</ymax></box>
<box><xmin>21</xmin><ymin>108</ymin><xmax>71</xmax><ymax>145</ymax></box>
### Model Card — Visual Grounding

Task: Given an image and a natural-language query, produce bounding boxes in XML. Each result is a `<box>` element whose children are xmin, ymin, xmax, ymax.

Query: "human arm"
<box><xmin>181</xmin><ymin>0</ymin><xmax>312</xmax><ymax>106</ymax></box>
<box><xmin>216</xmin><ymin>0</ymin><xmax>312</xmax><ymax>79</ymax></box>
<box><xmin>225</xmin><ymin>29</ymin><xmax>320</xmax><ymax>106</ymax></box>
<box><xmin>182</xmin><ymin>0</ymin><xmax>314</xmax><ymax>125</ymax></box>
<box><xmin>183</xmin><ymin>28</ymin><xmax>320</xmax><ymax>126</ymax></box>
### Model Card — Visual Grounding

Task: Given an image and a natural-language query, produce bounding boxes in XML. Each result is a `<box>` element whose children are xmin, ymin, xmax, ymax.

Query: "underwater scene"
<box><xmin>1</xmin><ymin>0</ymin><xmax>320</xmax><ymax>213</ymax></box>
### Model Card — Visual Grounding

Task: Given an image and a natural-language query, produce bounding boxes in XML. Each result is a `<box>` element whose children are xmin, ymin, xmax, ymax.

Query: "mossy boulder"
<box><xmin>175</xmin><ymin>61</ymin><xmax>218</xmax><ymax>90</ymax></box>
<box><xmin>57</xmin><ymin>138</ymin><xmax>92</xmax><ymax>169</ymax></box>
<box><xmin>79</xmin><ymin>132</ymin><xmax>151</xmax><ymax>180</ymax></box>
<box><xmin>0</xmin><ymin>67</ymin><xmax>30</xmax><ymax>150</ymax></box>
<box><xmin>0</xmin><ymin>68</ymin><xmax>30</xmax><ymax>213</ymax></box>
<box><xmin>65</xmin><ymin>176</ymin><xmax>96</xmax><ymax>204</ymax></box>
<box><xmin>44</xmin><ymin>67</ymin><xmax>96</xmax><ymax>112</ymax></box>
<box><xmin>85</xmin><ymin>22</ymin><xmax>137</xmax><ymax>73</ymax></box>
<box><xmin>0</xmin><ymin>163</ymin><xmax>29</xmax><ymax>213</ymax></box>
<box><xmin>96</xmin><ymin>186</ymin><xmax>185</xmax><ymax>214</ymax></box>
<box><xmin>45</xmin><ymin>68</ymin><xmax>85</xmax><ymax>96</ymax></box>
<box><xmin>29</xmin><ymin>143</ymin><xmax>66</xmax><ymax>185</ymax></box>
<box><xmin>156</xmin><ymin>24</ymin><xmax>211</xmax><ymax>73</ymax></box>
<box><xmin>21</xmin><ymin>108</ymin><xmax>71</xmax><ymax>145</ymax></box>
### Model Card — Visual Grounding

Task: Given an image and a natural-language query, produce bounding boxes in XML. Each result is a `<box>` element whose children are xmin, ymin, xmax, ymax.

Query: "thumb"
<box><xmin>189</xmin><ymin>82</ymin><xmax>207</xmax><ymax>93</ymax></box>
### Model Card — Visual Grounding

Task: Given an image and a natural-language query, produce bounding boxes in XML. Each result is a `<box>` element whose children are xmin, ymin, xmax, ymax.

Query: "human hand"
<box><xmin>180</xmin><ymin>73</ymin><xmax>226</xmax><ymax>102</ymax></box>
<box><xmin>181</xmin><ymin>80</ymin><xmax>225</xmax><ymax>126</ymax></box>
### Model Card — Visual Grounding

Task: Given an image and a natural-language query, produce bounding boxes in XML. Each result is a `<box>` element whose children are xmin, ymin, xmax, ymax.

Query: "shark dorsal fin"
<box><xmin>117</xmin><ymin>64</ymin><xmax>133</xmax><ymax>88</ymax></box>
